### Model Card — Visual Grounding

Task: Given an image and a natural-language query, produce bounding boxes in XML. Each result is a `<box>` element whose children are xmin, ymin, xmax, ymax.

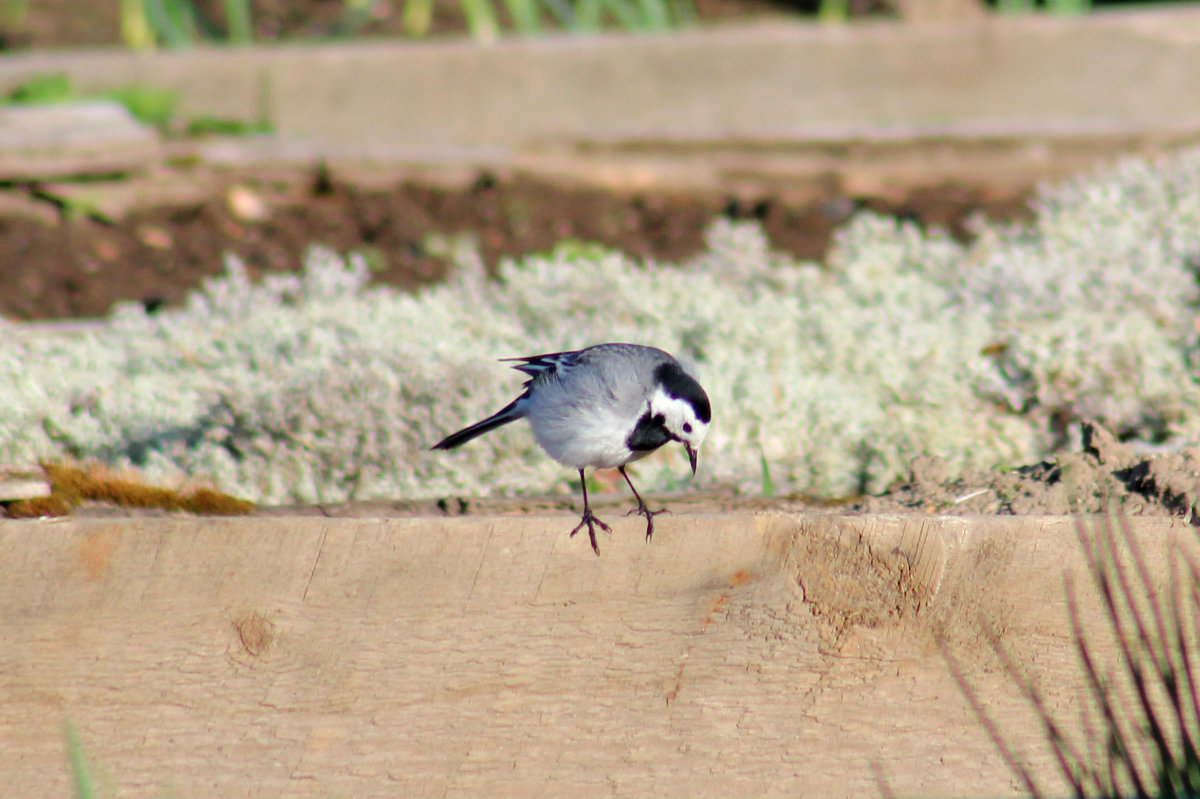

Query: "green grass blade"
<box><xmin>567</xmin><ymin>0</ymin><xmax>602</xmax><ymax>30</ymax></box>
<box><xmin>598</xmin><ymin>0</ymin><xmax>641</xmax><ymax>30</ymax></box>
<box><xmin>168</xmin><ymin>0</ymin><xmax>199</xmax><ymax>45</ymax></box>
<box><xmin>222</xmin><ymin>0</ymin><xmax>253</xmax><ymax>44</ymax></box>
<box><xmin>502</xmin><ymin>0</ymin><xmax>542</xmax><ymax>34</ymax></box>
<box><xmin>460</xmin><ymin>0</ymin><xmax>501</xmax><ymax>42</ymax></box>
<box><xmin>64</xmin><ymin>721</ymin><xmax>95</xmax><ymax>799</ymax></box>
<box><xmin>759</xmin><ymin>450</ymin><xmax>774</xmax><ymax>499</ymax></box>
<box><xmin>541</xmin><ymin>0</ymin><xmax>575</xmax><ymax>25</ymax></box>
<box><xmin>119</xmin><ymin>0</ymin><xmax>157</xmax><ymax>50</ymax></box>
<box><xmin>145</xmin><ymin>0</ymin><xmax>197</xmax><ymax>49</ymax></box>
<box><xmin>994</xmin><ymin>0</ymin><xmax>1034</xmax><ymax>14</ymax></box>
<box><xmin>105</xmin><ymin>85</ymin><xmax>179</xmax><ymax>129</ymax></box>
<box><xmin>401</xmin><ymin>0</ymin><xmax>435</xmax><ymax>36</ymax></box>
<box><xmin>4</xmin><ymin>72</ymin><xmax>74</xmax><ymax>105</ymax></box>
<box><xmin>634</xmin><ymin>0</ymin><xmax>670</xmax><ymax>30</ymax></box>
<box><xmin>1045</xmin><ymin>0</ymin><xmax>1090</xmax><ymax>15</ymax></box>
<box><xmin>817</xmin><ymin>0</ymin><xmax>848</xmax><ymax>24</ymax></box>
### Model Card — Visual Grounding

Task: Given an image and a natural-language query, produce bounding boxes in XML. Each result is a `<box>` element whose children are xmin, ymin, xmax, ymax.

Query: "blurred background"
<box><xmin>0</xmin><ymin>0</ymin><xmax>1189</xmax><ymax>48</ymax></box>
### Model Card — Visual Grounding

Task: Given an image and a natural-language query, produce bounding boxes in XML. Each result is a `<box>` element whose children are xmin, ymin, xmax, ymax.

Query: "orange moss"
<box><xmin>180</xmin><ymin>488</ymin><xmax>255</xmax><ymax>515</ymax></box>
<box><xmin>4</xmin><ymin>495</ymin><xmax>72</xmax><ymax>518</ymax></box>
<box><xmin>3</xmin><ymin>462</ymin><xmax>254</xmax><ymax>518</ymax></box>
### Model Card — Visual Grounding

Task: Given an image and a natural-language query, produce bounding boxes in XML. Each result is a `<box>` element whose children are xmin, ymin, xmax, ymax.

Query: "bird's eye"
<box><xmin>682</xmin><ymin>423</ymin><xmax>692</xmax><ymax>434</ymax></box>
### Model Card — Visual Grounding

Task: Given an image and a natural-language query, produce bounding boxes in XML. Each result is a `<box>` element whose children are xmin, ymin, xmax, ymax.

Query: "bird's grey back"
<box><xmin>547</xmin><ymin>344</ymin><xmax>672</xmax><ymax>404</ymax></box>
<box><xmin>523</xmin><ymin>344</ymin><xmax>670</xmax><ymax>427</ymax></box>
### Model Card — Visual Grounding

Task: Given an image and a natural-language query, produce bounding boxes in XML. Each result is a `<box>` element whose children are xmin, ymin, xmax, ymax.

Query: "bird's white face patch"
<box><xmin>648</xmin><ymin>386</ymin><xmax>710</xmax><ymax>453</ymax></box>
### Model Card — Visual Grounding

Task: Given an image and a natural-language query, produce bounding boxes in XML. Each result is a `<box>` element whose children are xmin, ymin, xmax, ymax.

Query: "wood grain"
<box><xmin>1</xmin><ymin>512</ymin><xmax>1196</xmax><ymax>797</ymax></box>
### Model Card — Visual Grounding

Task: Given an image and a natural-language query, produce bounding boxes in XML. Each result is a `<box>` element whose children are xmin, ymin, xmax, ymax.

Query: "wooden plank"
<box><xmin>0</xmin><ymin>464</ymin><xmax>49</xmax><ymax>501</ymax></box>
<box><xmin>0</xmin><ymin>102</ymin><xmax>159</xmax><ymax>181</ymax></box>
<box><xmin>0</xmin><ymin>12</ymin><xmax>1198</xmax><ymax>193</ymax></box>
<box><xmin>0</xmin><ymin>512</ymin><xmax>1195</xmax><ymax>797</ymax></box>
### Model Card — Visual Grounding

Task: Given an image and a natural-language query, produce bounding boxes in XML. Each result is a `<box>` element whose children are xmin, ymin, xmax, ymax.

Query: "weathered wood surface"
<box><xmin>1</xmin><ymin>512</ymin><xmax>1196</xmax><ymax>797</ymax></box>
<box><xmin>0</xmin><ymin>464</ymin><xmax>49</xmax><ymax>501</ymax></box>
<box><xmin>2</xmin><ymin>11</ymin><xmax>1200</xmax><ymax>193</ymax></box>
<box><xmin>0</xmin><ymin>102</ymin><xmax>160</xmax><ymax>181</ymax></box>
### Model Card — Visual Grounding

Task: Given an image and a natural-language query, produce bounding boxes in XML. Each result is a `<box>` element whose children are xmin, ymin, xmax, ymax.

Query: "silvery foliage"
<box><xmin>2</xmin><ymin>150</ymin><xmax>1199</xmax><ymax>503</ymax></box>
<box><xmin>956</xmin><ymin>150</ymin><xmax>1200</xmax><ymax>446</ymax></box>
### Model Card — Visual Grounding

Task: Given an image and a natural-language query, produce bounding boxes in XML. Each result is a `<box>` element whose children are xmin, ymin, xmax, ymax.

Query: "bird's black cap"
<box><xmin>655</xmin><ymin>362</ymin><xmax>711</xmax><ymax>423</ymax></box>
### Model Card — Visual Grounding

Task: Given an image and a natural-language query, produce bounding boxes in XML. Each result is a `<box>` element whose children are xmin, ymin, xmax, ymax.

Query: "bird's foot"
<box><xmin>626</xmin><ymin>503</ymin><xmax>670</xmax><ymax>542</ymax></box>
<box><xmin>570</xmin><ymin>509</ymin><xmax>612</xmax><ymax>556</ymax></box>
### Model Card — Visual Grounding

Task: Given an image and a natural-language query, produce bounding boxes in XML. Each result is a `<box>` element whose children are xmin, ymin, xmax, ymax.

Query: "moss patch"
<box><xmin>2</xmin><ymin>462</ymin><xmax>254</xmax><ymax>518</ymax></box>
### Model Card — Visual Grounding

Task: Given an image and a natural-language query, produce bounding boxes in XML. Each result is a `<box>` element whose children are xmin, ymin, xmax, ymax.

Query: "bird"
<box><xmin>432</xmin><ymin>343</ymin><xmax>711</xmax><ymax>555</ymax></box>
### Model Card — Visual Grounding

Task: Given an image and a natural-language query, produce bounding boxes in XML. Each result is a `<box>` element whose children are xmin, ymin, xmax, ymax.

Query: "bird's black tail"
<box><xmin>431</xmin><ymin>397</ymin><xmax>526</xmax><ymax>450</ymax></box>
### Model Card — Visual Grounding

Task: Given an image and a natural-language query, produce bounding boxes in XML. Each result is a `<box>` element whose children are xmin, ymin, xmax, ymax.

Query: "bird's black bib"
<box><xmin>627</xmin><ymin>411</ymin><xmax>672</xmax><ymax>453</ymax></box>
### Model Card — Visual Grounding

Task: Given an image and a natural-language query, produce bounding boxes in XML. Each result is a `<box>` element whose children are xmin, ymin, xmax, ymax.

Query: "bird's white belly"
<box><xmin>526</xmin><ymin>407</ymin><xmax>635</xmax><ymax>469</ymax></box>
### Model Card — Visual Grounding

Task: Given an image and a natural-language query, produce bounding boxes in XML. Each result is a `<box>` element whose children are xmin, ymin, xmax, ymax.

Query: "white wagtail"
<box><xmin>432</xmin><ymin>343</ymin><xmax>711</xmax><ymax>554</ymax></box>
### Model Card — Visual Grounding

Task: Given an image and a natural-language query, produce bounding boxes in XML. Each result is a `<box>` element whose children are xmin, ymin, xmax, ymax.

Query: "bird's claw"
<box><xmin>626</xmin><ymin>504</ymin><xmax>670</xmax><ymax>542</ymax></box>
<box><xmin>570</xmin><ymin>509</ymin><xmax>612</xmax><ymax>556</ymax></box>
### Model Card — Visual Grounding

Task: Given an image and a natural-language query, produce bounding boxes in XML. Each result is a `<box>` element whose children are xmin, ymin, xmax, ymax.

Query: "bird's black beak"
<box><xmin>685</xmin><ymin>442</ymin><xmax>698</xmax><ymax>476</ymax></box>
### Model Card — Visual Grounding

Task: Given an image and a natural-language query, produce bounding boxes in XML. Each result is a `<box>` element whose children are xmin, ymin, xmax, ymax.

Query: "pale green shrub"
<box><xmin>2</xmin><ymin>150</ymin><xmax>1200</xmax><ymax>504</ymax></box>
<box><xmin>958</xmin><ymin>150</ymin><xmax>1200</xmax><ymax>447</ymax></box>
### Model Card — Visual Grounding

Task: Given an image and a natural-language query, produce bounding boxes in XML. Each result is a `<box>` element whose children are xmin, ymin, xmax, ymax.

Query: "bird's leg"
<box><xmin>569</xmin><ymin>468</ymin><xmax>611</xmax><ymax>556</ymax></box>
<box><xmin>619</xmin><ymin>465</ymin><xmax>669</xmax><ymax>542</ymax></box>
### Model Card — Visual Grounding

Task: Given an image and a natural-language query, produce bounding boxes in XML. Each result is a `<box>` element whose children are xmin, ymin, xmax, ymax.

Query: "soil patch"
<box><xmin>0</xmin><ymin>167</ymin><xmax>1032</xmax><ymax>321</ymax></box>
<box><xmin>855</xmin><ymin>421</ymin><xmax>1200</xmax><ymax>520</ymax></box>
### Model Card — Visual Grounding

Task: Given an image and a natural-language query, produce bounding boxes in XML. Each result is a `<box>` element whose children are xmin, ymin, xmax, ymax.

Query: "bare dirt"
<box><xmin>856</xmin><ymin>421</ymin><xmax>1200</xmax><ymax>519</ymax></box>
<box><xmin>0</xmin><ymin>166</ymin><xmax>1031</xmax><ymax>321</ymax></box>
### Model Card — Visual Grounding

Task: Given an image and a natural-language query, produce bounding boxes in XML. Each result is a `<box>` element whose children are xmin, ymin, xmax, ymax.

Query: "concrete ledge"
<box><xmin>2</xmin><ymin>512</ymin><xmax>1197</xmax><ymax>796</ymax></box>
